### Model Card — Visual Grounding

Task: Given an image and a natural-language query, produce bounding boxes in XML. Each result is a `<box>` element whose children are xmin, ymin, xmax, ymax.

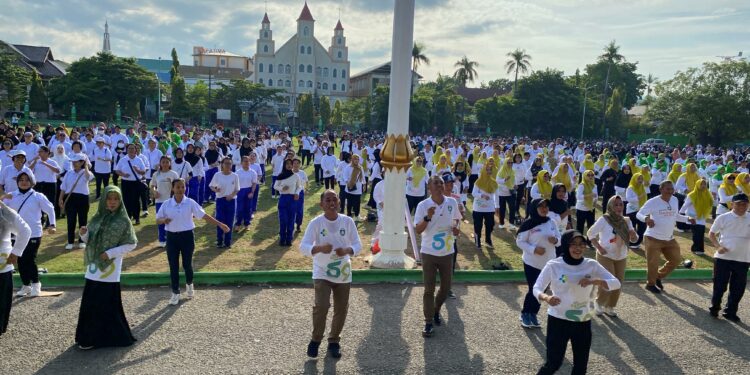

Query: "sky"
<box><xmin>1</xmin><ymin>0</ymin><xmax>748</xmax><ymax>86</ymax></box>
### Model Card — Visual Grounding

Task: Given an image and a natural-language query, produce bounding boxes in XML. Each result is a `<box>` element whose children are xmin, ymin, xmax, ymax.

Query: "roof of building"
<box><xmin>456</xmin><ymin>86</ymin><xmax>509</xmax><ymax>104</ymax></box>
<box><xmin>335</xmin><ymin>20</ymin><xmax>344</xmax><ymax>30</ymax></box>
<box><xmin>180</xmin><ymin>65</ymin><xmax>252</xmax><ymax>80</ymax></box>
<box><xmin>350</xmin><ymin>62</ymin><xmax>423</xmax><ymax>80</ymax></box>
<box><xmin>297</xmin><ymin>2</ymin><xmax>315</xmax><ymax>22</ymax></box>
<box><xmin>262</xmin><ymin>12</ymin><xmax>270</xmax><ymax>24</ymax></box>
<box><xmin>1</xmin><ymin>42</ymin><xmax>66</xmax><ymax>79</ymax></box>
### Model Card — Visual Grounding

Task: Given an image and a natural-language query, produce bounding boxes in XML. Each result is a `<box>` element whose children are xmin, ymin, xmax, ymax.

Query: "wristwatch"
<box><xmin>423</xmin><ymin>216</ymin><xmax>431</xmax><ymax>222</ymax></box>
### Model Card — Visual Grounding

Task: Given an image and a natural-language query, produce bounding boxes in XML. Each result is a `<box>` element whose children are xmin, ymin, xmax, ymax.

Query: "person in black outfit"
<box><xmin>600</xmin><ymin>160</ymin><xmax>619</xmax><ymax>214</ymax></box>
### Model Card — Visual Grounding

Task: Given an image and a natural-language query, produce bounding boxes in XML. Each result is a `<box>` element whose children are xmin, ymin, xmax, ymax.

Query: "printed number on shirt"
<box><xmin>326</xmin><ymin>259</ymin><xmax>351</xmax><ymax>280</ymax></box>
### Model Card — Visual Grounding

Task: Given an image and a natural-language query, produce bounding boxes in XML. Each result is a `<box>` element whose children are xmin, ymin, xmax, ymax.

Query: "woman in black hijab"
<box><xmin>548</xmin><ymin>184</ymin><xmax>571</xmax><ymax>256</ymax></box>
<box><xmin>614</xmin><ymin>164</ymin><xmax>633</xmax><ymax>208</ymax></box>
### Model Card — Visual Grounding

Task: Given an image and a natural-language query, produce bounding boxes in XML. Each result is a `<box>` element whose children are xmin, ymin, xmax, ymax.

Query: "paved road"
<box><xmin>2</xmin><ymin>281</ymin><xmax>749</xmax><ymax>374</ymax></box>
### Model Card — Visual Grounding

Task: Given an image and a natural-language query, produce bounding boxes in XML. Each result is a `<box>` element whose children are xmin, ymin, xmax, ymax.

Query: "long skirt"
<box><xmin>75</xmin><ymin>279</ymin><xmax>136</xmax><ymax>348</ymax></box>
<box><xmin>0</xmin><ymin>271</ymin><xmax>12</xmax><ymax>335</ymax></box>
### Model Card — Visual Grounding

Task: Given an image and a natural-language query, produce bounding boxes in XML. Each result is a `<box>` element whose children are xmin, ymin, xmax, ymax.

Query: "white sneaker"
<box><xmin>65</xmin><ymin>243</ymin><xmax>74</xmax><ymax>250</ymax></box>
<box><xmin>604</xmin><ymin>307</ymin><xmax>618</xmax><ymax>317</ymax></box>
<box><xmin>674</xmin><ymin>228</ymin><xmax>684</xmax><ymax>233</ymax></box>
<box><xmin>594</xmin><ymin>302</ymin><xmax>605</xmax><ymax>316</ymax></box>
<box><xmin>498</xmin><ymin>223</ymin><xmax>506</xmax><ymax>229</ymax></box>
<box><xmin>78</xmin><ymin>243</ymin><xmax>86</xmax><ymax>249</ymax></box>
<box><xmin>186</xmin><ymin>284</ymin><xmax>195</xmax><ymax>299</ymax></box>
<box><xmin>30</xmin><ymin>282</ymin><xmax>42</xmax><ymax>297</ymax></box>
<box><xmin>169</xmin><ymin>293</ymin><xmax>180</xmax><ymax>305</ymax></box>
<box><xmin>159</xmin><ymin>241</ymin><xmax>167</xmax><ymax>248</ymax></box>
<box><xmin>508</xmin><ymin>224</ymin><xmax>518</xmax><ymax>231</ymax></box>
<box><xmin>16</xmin><ymin>285</ymin><xmax>31</xmax><ymax>297</ymax></box>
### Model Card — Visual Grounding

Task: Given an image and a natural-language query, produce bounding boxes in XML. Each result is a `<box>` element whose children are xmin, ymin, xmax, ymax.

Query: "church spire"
<box><xmin>297</xmin><ymin>1</ymin><xmax>315</xmax><ymax>22</ymax></box>
<box><xmin>102</xmin><ymin>20</ymin><xmax>111</xmax><ymax>53</ymax></box>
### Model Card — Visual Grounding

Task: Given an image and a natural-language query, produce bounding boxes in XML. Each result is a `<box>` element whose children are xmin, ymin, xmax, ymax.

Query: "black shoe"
<box><xmin>485</xmin><ymin>238</ymin><xmax>493</xmax><ymax>247</ymax></box>
<box><xmin>327</xmin><ymin>342</ymin><xmax>342</xmax><ymax>359</ymax></box>
<box><xmin>709</xmin><ymin>307</ymin><xmax>720</xmax><ymax>318</ymax></box>
<box><xmin>217</xmin><ymin>243</ymin><xmax>225</xmax><ymax>249</ymax></box>
<box><xmin>655</xmin><ymin>279</ymin><xmax>664</xmax><ymax>291</ymax></box>
<box><xmin>474</xmin><ymin>235</ymin><xmax>481</xmax><ymax>248</ymax></box>
<box><xmin>723</xmin><ymin>313</ymin><xmax>741</xmax><ymax>323</ymax></box>
<box><xmin>422</xmin><ymin>323</ymin><xmax>433</xmax><ymax>338</ymax></box>
<box><xmin>433</xmin><ymin>313</ymin><xmax>442</xmax><ymax>326</ymax></box>
<box><xmin>645</xmin><ymin>285</ymin><xmax>661</xmax><ymax>294</ymax></box>
<box><xmin>307</xmin><ymin>340</ymin><xmax>320</xmax><ymax>358</ymax></box>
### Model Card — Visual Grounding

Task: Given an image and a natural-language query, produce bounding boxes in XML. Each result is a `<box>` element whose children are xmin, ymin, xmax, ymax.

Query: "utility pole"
<box><xmin>207</xmin><ymin>67</ymin><xmax>212</xmax><ymax>124</ymax></box>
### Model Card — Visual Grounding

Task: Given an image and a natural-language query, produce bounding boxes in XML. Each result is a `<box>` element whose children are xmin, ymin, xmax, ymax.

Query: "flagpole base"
<box><xmin>370</xmin><ymin>231</ymin><xmax>416</xmax><ymax>269</ymax></box>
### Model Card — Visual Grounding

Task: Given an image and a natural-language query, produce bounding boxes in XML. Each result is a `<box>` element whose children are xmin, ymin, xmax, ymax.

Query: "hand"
<box><xmin>317</xmin><ymin>244</ymin><xmax>333</xmax><ymax>254</ymax></box>
<box><xmin>99</xmin><ymin>252</ymin><xmax>110</xmax><ymax>261</ymax></box>
<box><xmin>163</xmin><ymin>217</ymin><xmax>172</xmax><ymax>225</ymax></box>
<box><xmin>293</xmin><ymin>194</ymin><xmax>299</xmax><ymax>201</ymax></box>
<box><xmin>579</xmin><ymin>278</ymin><xmax>596</xmax><ymax>288</ymax></box>
<box><xmin>1</xmin><ymin>193</ymin><xmax>12</xmax><ymax>201</ymax></box>
<box><xmin>646</xmin><ymin>218</ymin><xmax>655</xmax><ymax>228</ymax></box>
<box><xmin>427</xmin><ymin>206</ymin><xmax>436</xmax><ymax>219</ymax></box>
<box><xmin>79</xmin><ymin>226</ymin><xmax>88</xmax><ymax>235</ymax></box>
<box><xmin>334</xmin><ymin>247</ymin><xmax>352</xmax><ymax>257</ymax></box>
<box><xmin>47</xmin><ymin>227</ymin><xmax>56</xmax><ymax>235</ymax></box>
<box><xmin>6</xmin><ymin>253</ymin><xmax>18</xmax><ymax>267</ymax></box>
<box><xmin>452</xmin><ymin>226</ymin><xmax>460</xmax><ymax>236</ymax></box>
<box><xmin>58</xmin><ymin>199</ymin><xmax>65</xmax><ymax>209</ymax></box>
<box><xmin>154</xmin><ymin>191</ymin><xmax>161</xmax><ymax>199</ymax></box>
<box><xmin>688</xmin><ymin>217</ymin><xmax>696</xmax><ymax>225</ymax></box>
<box><xmin>282</xmin><ymin>186</ymin><xmax>289</xmax><ymax>192</ymax></box>
<box><xmin>534</xmin><ymin>246</ymin><xmax>546</xmax><ymax>255</ymax></box>
<box><xmin>220</xmin><ymin>224</ymin><xmax>230</xmax><ymax>233</ymax></box>
<box><xmin>547</xmin><ymin>236</ymin><xmax>557</xmax><ymax>245</ymax></box>
<box><xmin>596</xmin><ymin>246</ymin><xmax>608</xmax><ymax>256</ymax></box>
<box><xmin>546</xmin><ymin>295</ymin><xmax>561</xmax><ymax>306</ymax></box>
<box><xmin>717</xmin><ymin>246</ymin><xmax>729</xmax><ymax>254</ymax></box>
<box><xmin>629</xmin><ymin>233</ymin><xmax>639</xmax><ymax>243</ymax></box>
<box><xmin>248</xmin><ymin>192</ymin><xmax>254</xmax><ymax>198</ymax></box>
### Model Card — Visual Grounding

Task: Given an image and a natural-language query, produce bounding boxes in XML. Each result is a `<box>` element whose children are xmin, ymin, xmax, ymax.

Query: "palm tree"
<box><xmin>645</xmin><ymin>73</ymin><xmax>657</xmax><ymax>97</ymax></box>
<box><xmin>412</xmin><ymin>42</ymin><xmax>430</xmax><ymax>73</ymax></box>
<box><xmin>505</xmin><ymin>48</ymin><xmax>531</xmax><ymax>94</ymax></box>
<box><xmin>599</xmin><ymin>40</ymin><xmax>624</xmax><ymax>129</ymax></box>
<box><xmin>453</xmin><ymin>56</ymin><xmax>479</xmax><ymax>87</ymax></box>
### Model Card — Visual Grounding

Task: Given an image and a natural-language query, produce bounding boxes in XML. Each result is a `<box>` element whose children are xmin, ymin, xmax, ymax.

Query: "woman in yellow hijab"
<box><xmin>552</xmin><ymin>164</ymin><xmax>573</xmax><ymax>192</ymax></box>
<box><xmin>472</xmin><ymin>158</ymin><xmax>499</xmax><ymax>247</ymax></box>
<box><xmin>667</xmin><ymin>163</ymin><xmax>682</xmax><ymax>184</ymax></box>
<box><xmin>717</xmin><ymin>173</ymin><xmax>737</xmax><ymax>215</ymax></box>
<box><xmin>433</xmin><ymin>154</ymin><xmax>451</xmax><ymax>176</ymax></box>
<box><xmin>496</xmin><ymin>157</ymin><xmax>517</xmax><ymax>230</ymax></box>
<box><xmin>432</xmin><ymin>146</ymin><xmax>444</xmax><ymax>166</ymax></box>
<box><xmin>735</xmin><ymin>172</ymin><xmax>750</xmax><ymax>196</ymax></box>
<box><xmin>677</xmin><ymin>163</ymin><xmax>700</xmax><ymax>195</ymax></box>
<box><xmin>532</xmin><ymin>170</ymin><xmax>553</xmax><ymax>200</ymax></box>
<box><xmin>681</xmin><ymin>178</ymin><xmax>712</xmax><ymax>254</ymax></box>
<box><xmin>625</xmin><ymin>172</ymin><xmax>648</xmax><ymax>248</ymax></box>
<box><xmin>582</xmin><ymin>154</ymin><xmax>596</xmax><ymax>174</ymax></box>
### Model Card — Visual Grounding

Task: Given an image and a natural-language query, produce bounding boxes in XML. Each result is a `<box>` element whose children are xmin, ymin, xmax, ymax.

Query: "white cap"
<box><xmin>95</xmin><ymin>136</ymin><xmax>105</xmax><ymax>143</ymax></box>
<box><xmin>9</xmin><ymin>150</ymin><xmax>26</xmax><ymax>158</ymax></box>
<box><xmin>69</xmin><ymin>153</ymin><xmax>85</xmax><ymax>162</ymax></box>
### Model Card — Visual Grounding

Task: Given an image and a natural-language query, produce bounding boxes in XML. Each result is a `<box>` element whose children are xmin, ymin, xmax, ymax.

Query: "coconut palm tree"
<box><xmin>453</xmin><ymin>56</ymin><xmax>479</xmax><ymax>87</ymax></box>
<box><xmin>412</xmin><ymin>42</ymin><xmax>430</xmax><ymax>73</ymax></box>
<box><xmin>599</xmin><ymin>40</ymin><xmax>624</xmax><ymax>129</ymax></box>
<box><xmin>505</xmin><ymin>48</ymin><xmax>531</xmax><ymax>94</ymax></box>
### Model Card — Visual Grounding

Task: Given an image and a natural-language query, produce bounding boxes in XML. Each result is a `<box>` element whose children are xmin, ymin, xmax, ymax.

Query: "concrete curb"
<box><xmin>13</xmin><ymin>268</ymin><xmax>720</xmax><ymax>287</ymax></box>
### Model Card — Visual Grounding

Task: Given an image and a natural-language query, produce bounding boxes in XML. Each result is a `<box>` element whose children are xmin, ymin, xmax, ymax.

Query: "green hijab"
<box><xmin>712</xmin><ymin>166</ymin><xmax>726</xmax><ymax>181</ymax></box>
<box><xmin>85</xmin><ymin>186</ymin><xmax>137</xmax><ymax>272</ymax></box>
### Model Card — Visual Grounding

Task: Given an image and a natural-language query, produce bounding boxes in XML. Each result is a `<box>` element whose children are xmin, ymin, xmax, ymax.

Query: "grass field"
<box><xmin>33</xmin><ymin>161</ymin><xmax>718</xmax><ymax>274</ymax></box>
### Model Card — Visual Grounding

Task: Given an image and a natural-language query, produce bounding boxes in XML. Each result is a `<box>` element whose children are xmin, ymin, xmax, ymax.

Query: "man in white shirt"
<box><xmin>414</xmin><ymin>175</ymin><xmax>462</xmax><ymax>337</ymax></box>
<box><xmin>637</xmin><ymin>180</ymin><xmax>695</xmax><ymax>294</ymax></box>
<box><xmin>16</xmin><ymin>132</ymin><xmax>40</xmax><ymax>164</ymax></box>
<box><xmin>708</xmin><ymin>193</ymin><xmax>750</xmax><ymax>322</ymax></box>
<box><xmin>299</xmin><ymin>189</ymin><xmax>361</xmax><ymax>359</ymax></box>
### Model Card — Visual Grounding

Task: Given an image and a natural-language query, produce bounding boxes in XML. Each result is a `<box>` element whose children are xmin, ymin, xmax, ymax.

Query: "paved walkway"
<box><xmin>2</xmin><ymin>281</ymin><xmax>749</xmax><ymax>374</ymax></box>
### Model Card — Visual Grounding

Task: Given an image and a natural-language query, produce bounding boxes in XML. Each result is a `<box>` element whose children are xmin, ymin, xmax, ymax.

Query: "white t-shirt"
<box><xmin>0</xmin><ymin>207</ymin><xmax>32</xmax><ymax>274</ymax></box>
<box><xmin>587</xmin><ymin>216</ymin><xmax>634</xmax><ymax>261</ymax></box>
<box><xmin>710</xmin><ymin>211</ymin><xmax>750</xmax><ymax>263</ymax></box>
<box><xmin>516</xmin><ymin>220</ymin><xmax>561</xmax><ymax>270</ymax></box>
<box><xmin>321</xmin><ymin>155</ymin><xmax>337</xmax><ymax>178</ymax></box>
<box><xmin>414</xmin><ymin>197</ymin><xmax>462</xmax><ymax>257</ymax></box>
<box><xmin>405</xmin><ymin>168</ymin><xmax>427</xmax><ymax>197</ymax></box>
<box><xmin>236</xmin><ymin>168</ymin><xmax>258</xmax><ymax>190</ymax></box>
<box><xmin>209</xmin><ymin>172</ymin><xmax>240</xmax><ymax>199</ymax></box>
<box><xmin>636</xmin><ymin>196</ymin><xmax>688</xmax><ymax>241</ymax></box>
<box><xmin>471</xmin><ymin>186</ymin><xmax>498</xmax><ymax>213</ymax></box>
<box><xmin>80</xmin><ymin>231</ymin><xmax>136</xmax><ymax>283</ymax></box>
<box><xmin>299</xmin><ymin>214</ymin><xmax>362</xmax><ymax>283</ymax></box>
<box><xmin>156</xmin><ymin>197</ymin><xmax>206</xmax><ymax>232</ymax></box>
<box><xmin>150</xmin><ymin>170</ymin><xmax>179</xmax><ymax>204</ymax></box>
<box><xmin>295</xmin><ymin>170</ymin><xmax>308</xmax><ymax>194</ymax></box>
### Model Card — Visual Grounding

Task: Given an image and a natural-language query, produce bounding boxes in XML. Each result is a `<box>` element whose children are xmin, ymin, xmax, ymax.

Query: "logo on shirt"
<box><xmin>320</xmin><ymin>228</ymin><xmax>328</xmax><ymax>237</ymax></box>
<box><xmin>339</xmin><ymin>228</ymin><xmax>346</xmax><ymax>236</ymax></box>
<box><xmin>559</xmin><ymin>274</ymin><xmax>568</xmax><ymax>284</ymax></box>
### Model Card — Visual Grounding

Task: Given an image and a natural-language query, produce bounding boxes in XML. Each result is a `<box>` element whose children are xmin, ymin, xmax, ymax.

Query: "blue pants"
<box><xmin>293</xmin><ymin>190</ymin><xmax>305</xmax><ymax>228</ymax></box>
<box><xmin>188</xmin><ymin>177</ymin><xmax>201</xmax><ymax>204</ymax></box>
<box><xmin>166</xmin><ymin>230</ymin><xmax>194</xmax><ymax>294</ymax></box>
<box><xmin>204</xmin><ymin>167</ymin><xmax>218</xmax><ymax>201</ymax></box>
<box><xmin>259</xmin><ymin>164</ymin><xmax>266</xmax><ymax>183</ymax></box>
<box><xmin>235</xmin><ymin>187</ymin><xmax>253</xmax><ymax>226</ymax></box>
<box><xmin>271</xmin><ymin>175</ymin><xmax>278</xmax><ymax>197</ymax></box>
<box><xmin>215</xmin><ymin>197</ymin><xmax>236</xmax><ymax>246</ymax></box>
<box><xmin>278</xmin><ymin>194</ymin><xmax>295</xmax><ymax>243</ymax></box>
<box><xmin>250</xmin><ymin>185</ymin><xmax>259</xmax><ymax>215</ymax></box>
<box><xmin>155</xmin><ymin>202</ymin><xmax>166</xmax><ymax>243</ymax></box>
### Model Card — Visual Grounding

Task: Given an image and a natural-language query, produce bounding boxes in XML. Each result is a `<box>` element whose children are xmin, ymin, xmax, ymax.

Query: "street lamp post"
<box><xmin>580</xmin><ymin>84</ymin><xmax>596</xmax><ymax>140</ymax></box>
<box><xmin>156</xmin><ymin>56</ymin><xmax>161</xmax><ymax>124</ymax></box>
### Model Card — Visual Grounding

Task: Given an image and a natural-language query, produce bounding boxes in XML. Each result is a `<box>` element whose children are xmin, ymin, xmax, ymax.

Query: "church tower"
<box><xmin>102</xmin><ymin>20</ymin><xmax>111</xmax><ymax>53</ymax></box>
<box><xmin>329</xmin><ymin>20</ymin><xmax>348</xmax><ymax>62</ymax></box>
<box><xmin>297</xmin><ymin>2</ymin><xmax>315</xmax><ymax>40</ymax></box>
<box><xmin>256</xmin><ymin>13</ymin><xmax>275</xmax><ymax>56</ymax></box>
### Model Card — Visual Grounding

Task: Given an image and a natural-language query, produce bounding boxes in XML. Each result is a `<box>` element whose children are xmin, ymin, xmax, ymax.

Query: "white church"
<box><xmin>253</xmin><ymin>2</ymin><xmax>351</xmax><ymax>108</ymax></box>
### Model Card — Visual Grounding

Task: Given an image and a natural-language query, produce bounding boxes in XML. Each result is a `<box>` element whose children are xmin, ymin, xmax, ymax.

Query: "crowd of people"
<box><xmin>0</xmin><ymin>118</ymin><xmax>749</xmax><ymax>373</ymax></box>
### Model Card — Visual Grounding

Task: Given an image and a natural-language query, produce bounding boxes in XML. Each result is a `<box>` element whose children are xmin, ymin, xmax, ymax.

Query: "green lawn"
<box><xmin>34</xmin><ymin>162</ymin><xmax>718</xmax><ymax>273</ymax></box>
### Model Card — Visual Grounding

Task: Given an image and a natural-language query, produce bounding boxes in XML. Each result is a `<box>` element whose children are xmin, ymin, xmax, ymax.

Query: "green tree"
<box><xmin>514</xmin><ymin>69</ymin><xmax>581</xmax><ymax>137</ymax></box>
<box><xmin>213</xmin><ymin>79</ymin><xmax>284</xmax><ymax>123</ymax></box>
<box><xmin>170</xmin><ymin>74</ymin><xmax>188</xmax><ymax>118</ymax></box>
<box><xmin>453</xmin><ymin>56</ymin><xmax>479</xmax><ymax>87</ymax></box>
<box><xmin>297</xmin><ymin>93</ymin><xmax>314</xmax><ymax>128</ymax></box>
<box><xmin>647</xmin><ymin>61</ymin><xmax>750</xmax><ymax>145</ymax></box>
<box><xmin>170</xmin><ymin>47</ymin><xmax>180</xmax><ymax>83</ymax></box>
<box><xmin>185</xmin><ymin>80</ymin><xmax>209</xmax><ymax>120</ymax></box>
<box><xmin>0</xmin><ymin>52</ymin><xmax>31</xmax><ymax>110</ymax></box>
<box><xmin>605</xmin><ymin>86</ymin><xmax>625</xmax><ymax>129</ymax></box>
<box><xmin>47</xmin><ymin>52</ymin><xmax>156</xmax><ymax>119</ymax></box>
<box><xmin>319</xmin><ymin>95</ymin><xmax>331</xmax><ymax>126</ymax></box>
<box><xmin>474</xmin><ymin>95</ymin><xmax>519</xmax><ymax>135</ymax></box>
<box><xmin>372</xmin><ymin>85</ymin><xmax>390</xmax><ymax>130</ymax></box>
<box><xmin>28</xmin><ymin>71</ymin><xmax>48</xmax><ymax>113</ymax></box>
<box><xmin>410</xmin><ymin>88</ymin><xmax>434</xmax><ymax>133</ymax></box>
<box><xmin>480</xmin><ymin>78</ymin><xmax>512</xmax><ymax>92</ymax></box>
<box><xmin>505</xmin><ymin>48</ymin><xmax>531</xmax><ymax>94</ymax></box>
<box><xmin>412</xmin><ymin>42</ymin><xmax>430</xmax><ymax>74</ymax></box>
<box><xmin>331</xmin><ymin>100</ymin><xmax>343</xmax><ymax>126</ymax></box>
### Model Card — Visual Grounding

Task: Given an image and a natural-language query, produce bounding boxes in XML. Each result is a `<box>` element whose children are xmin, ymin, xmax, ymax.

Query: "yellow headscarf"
<box><xmin>409</xmin><ymin>158</ymin><xmax>427</xmax><ymax>188</ymax></box>
<box><xmin>628</xmin><ymin>158</ymin><xmax>641</xmax><ymax>175</ymax></box>
<box><xmin>640</xmin><ymin>166</ymin><xmax>652</xmax><ymax>185</ymax></box>
<box><xmin>595</xmin><ymin>154</ymin><xmax>605</xmax><ymax>169</ymax></box>
<box><xmin>580</xmin><ymin>170</ymin><xmax>596</xmax><ymax>210</ymax></box>
<box><xmin>360</xmin><ymin>149</ymin><xmax>369</xmax><ymax>171</ymax></box>
<box><xmin>536</xmin><ymin>170</ymin><xmax>552</xmax><ymax>199</ymax></box>
<box><xmin>435</xmin><ymin>155</ymin><xmax>450</xmax><ymax>172</ymax></box>
<box><xmin>629</xmin><ymin>173</ymin><xmax>648</xmax><ymax>207</ymax></box>
<box><xmin>688</xmin><ymin>178</ymin><xmax>713</xmax><ymax>220</ymax></box>
<box><xmin>475</xmin><ymin>160</ymin><xmax>498</xmax><ymax>193</ymax></box>
<box><xmin>498</xmin><ymin>158</ymin><xmax>515</xmax><ymax>189</ymax></box>
<box><xmin>583</xmin><ymin>154</ymin><xmax>595</xmax><ymax>172</ymax></box>
<box><xmin>432</xmin><ymin>146</ymin><xmax>444</xmax><ymax>165</ymax></box>
<box><xmin>667</xmin><ymin>164</ymin><xmax>682</xmax><ymax>184</ymax></box>
<box><xmin>680</xmin><ymin>163</ymin><xmax>700</xmax><ymax>192</ymax></box>
<box><xmin>477</xmin><ymin>151</ymin><xmax>487</xmax><ymax>166</ymax></box>
<box><xmin>552</xmin><ymin>164</ymin><xmax>572</xmax><ymax>191</ymax></box>
<box><xmin>721</xmin><ymin>173</ymin><xmax>738</xmax><ymax>196</ymax></box>
<box><xmin>736</xmin><ymin>172</ymin><xmax>750</xmax><ymax>195</ymax></box>
<box><xmin>608</xmin><ymin>159</ymin><xmax>620</xmax><ymax>172</ymax></box>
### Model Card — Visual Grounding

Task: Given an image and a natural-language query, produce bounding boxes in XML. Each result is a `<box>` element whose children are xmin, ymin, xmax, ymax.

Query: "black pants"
<box><xmin>65</xmin><ymin>193</ymin><xmax>90</xmax><ymax>244</ymax></box>
<box><xmin>576</xmin><ymin>210</ymin><xmax>595</xmax><ymax>234</ymax></box>
<box><xmin>691</xmin><ymin>224</ymin><xmax>705</xmax><ymax>253</ymax></box>
<box><xmin>75</xmin><ymin>279</ymin><xmax>135</xmax><ymax>348</ymax></box>
<box><xmin>601</xmin><ymin>190</ymin><xmax>614</xmax><ymax>214</ymax></box>
<box><xmin>140</xmin><ymin>179</ymin><xmax>150</xmax><ymax>211</ymax></box>
<box><xmin>94</xmin><ymin>172</ymin><xmax>110</xmax><ymax>198</ymax></box>
<box><xmin>0</xmin><ymin>271</ymin><xmax>12</xmax><ymax>335</ymax></box>
<box><xmin>347</xmin><ymin>193</ymin><xmax>361</xmax><ymax>218</ymax></box>
<box><xmin>18</xmin><ymin>237</ymin><xmax>41</xmax><ymax>285</ymax></box>
<box><xmin>339</xmin><ymin>185</ymin><xmax>348</xmax><ymax>214</ymax></box>
<box><xmin>711</xmin><ymin>258</ymin><xmax>749</xmax><ymax>316</ymax></box>
<box><xmin>36</xmin><ymin>182</ymin><xmax>56</xmax><ymax>226</ymax></box>
<box><xmin>367</xmin><ymin>177</ymin><xmax>382</xmax><ymax>209</ymax></box>
<box><xmin>301</xmin><ymin>149</ymin><xmax>311</xmax><ymax>166</ymax></box>
<box><xmin>649</xmin><ymin>184</ymin><xmax>660</xmax><ymax>198</ymax></box>
<box><xmin>166</xmin><ymin>231</ymin><xmax>195</xmax><ymax>294</ymax></box>
<box><xmin>468</xmin><ymin>174</ymin><xmax>478</xmax><ymax>195</ymax></box>
<box><xmin>324</xmin><ymin>176</ymin><xmax>335</xmax><ymax>190</ymax></box>
<box><xmin>675</xmin><ymin>193</ymin><xmax>690</xmax><ymax>231</ymax></box>
<box><xmin>314</xmin><ymin>164</ymin><xmax>323</xmax><ymax>183</ymax></box>
<box><xmin>567</xmin><ymin>191</ymin><xmax>577</xmax><ymax>209</ymax></box>
<box><xmin>407</xmin><ymin>194</ymin><xmax>424</xmax><ymax>214</ymax></box>
<box><xmin>627</xmin><ymin>212</ymin><xmax>646</xmax><ymax>246</ymax></box>
<box><xmin>121</xmin><ymin>180</ymin><xmax>141</xmax><ymax>222</ymax></box>
<box><xmin>514</xmin><ymin>183</ymin><xmax>526</xmax><ymax>223</ymax></box>
<box><xmin>472</xmin><ymin>211</ymin><xmax>495</xmax><ymax>243</ymax></box>
<box><xmin>522</xmin><ymin>263</ymin><xmax>542</xmax><ymax>315</ymax></box>
<box><xmin>498</xmin><ymin>195</ymin><xmax>516</xmax><ymax>226</ymax></box>
<box><xmin>537</xmin><ymin>315</ymin><xmax>592</xmax><ymax>375</ymax></box>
